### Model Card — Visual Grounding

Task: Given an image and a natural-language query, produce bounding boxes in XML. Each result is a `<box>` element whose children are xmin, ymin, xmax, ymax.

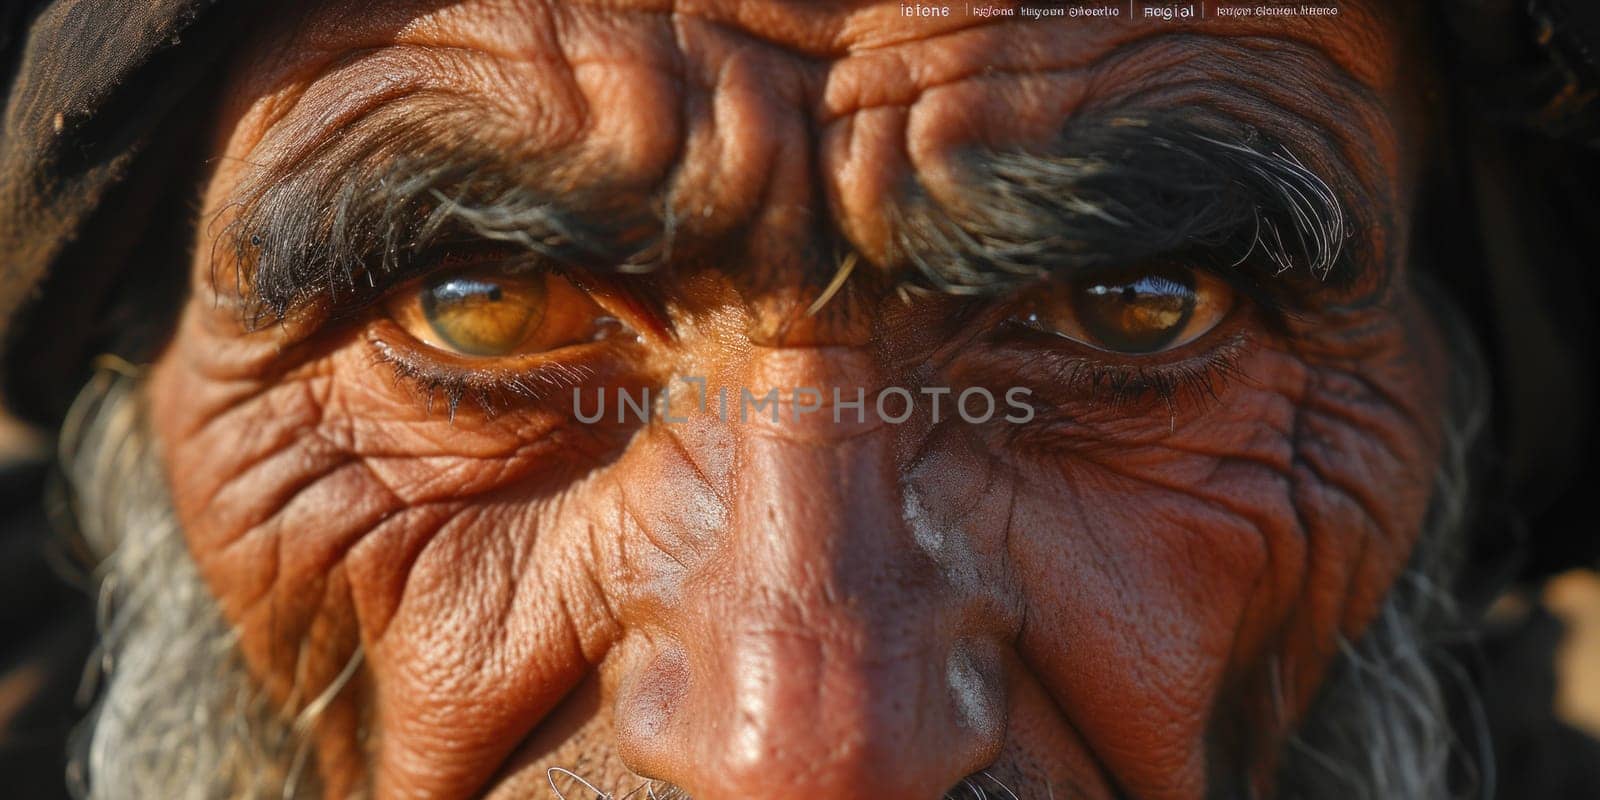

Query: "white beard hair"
<box><xmin>60</xmin><ymin>369</ymin><xmax>319</xmax><ymax>800</ymax></box>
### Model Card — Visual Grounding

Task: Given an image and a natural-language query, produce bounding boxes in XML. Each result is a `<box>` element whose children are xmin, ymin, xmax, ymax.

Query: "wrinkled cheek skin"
<box><xmin>147</xmin><ymin>322</ymin><xmax>624</xmax><ymax>798</ymax></box>
<box><xmin>1006</xmin><ymin>302</ymin><xmax>1449</xmax><ymax>798</ymax></box>
<box><xmin>142</xmin><ymin>3</ymin><xmax>1446</xmax><ymax>799</ymax></box>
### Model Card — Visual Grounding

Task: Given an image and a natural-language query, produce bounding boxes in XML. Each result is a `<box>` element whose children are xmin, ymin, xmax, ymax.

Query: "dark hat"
<box><xmin>0</xmin><ymin>0</ymin><xmax>260</xmax><ymax>424</ymax></box>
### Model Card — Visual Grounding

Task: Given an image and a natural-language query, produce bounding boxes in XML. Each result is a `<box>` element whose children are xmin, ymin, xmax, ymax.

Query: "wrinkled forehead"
<box><xmin>210</xmin><ymin>0</ymin><xmax>1413</xmax><ymax>270</ymax></box>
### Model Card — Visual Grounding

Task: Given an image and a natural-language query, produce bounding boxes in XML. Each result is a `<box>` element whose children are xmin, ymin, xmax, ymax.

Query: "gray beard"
<box><xmin>60</xmin><ymin>370</ymin><xmax>321</xmax><ymax>800</ymax></box>
<box><xmin>58</xmin><ymin>319</ymin><xmax>1490</xmax><ymax>800</ymax></box>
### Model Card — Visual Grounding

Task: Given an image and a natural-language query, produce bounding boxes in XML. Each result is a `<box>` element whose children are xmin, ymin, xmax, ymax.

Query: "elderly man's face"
<box><xmin>141</xmin><ymin>1</ymin><xmax>1447</xmax><ymax>798</ymax></box>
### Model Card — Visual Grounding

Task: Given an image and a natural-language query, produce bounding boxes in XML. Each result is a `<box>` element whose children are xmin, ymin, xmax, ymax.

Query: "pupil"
<box><xmin>1073</xmin><ymin>267</ymin><xmax>1197</xmax><ymax>353</ymax></box>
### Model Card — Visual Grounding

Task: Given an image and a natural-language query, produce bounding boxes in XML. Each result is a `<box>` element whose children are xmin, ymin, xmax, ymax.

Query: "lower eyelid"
<box><xmin>975</xmin><ymin>313</ymin><xmax>1258</xmax><ymax>414</ymax></box>
<box><xmin>364</xmin><ymin>319</ymin><xmax>632</xmax><ymax>418</ymax></box>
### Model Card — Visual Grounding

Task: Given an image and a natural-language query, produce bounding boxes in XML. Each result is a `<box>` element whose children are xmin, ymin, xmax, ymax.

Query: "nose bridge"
<box><xmin>612</xmin><ymin>346</ymin><xmax>1006</xmax><ymax>798</ymax></box>
<box><xmin>722</xmin><ymin>346</ymin><xmax>937</xmax><ymax>631</ymax></box>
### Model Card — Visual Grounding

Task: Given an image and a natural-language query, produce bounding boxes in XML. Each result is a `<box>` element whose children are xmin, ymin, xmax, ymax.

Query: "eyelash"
<box><xmin>368</xmin><ymin>326</ymin><xmax>603</xmax><ymax>419</ymax></box>
<box><xmin>1008</xmin><ymin>328</ymin><xmax>1253</xmax><ymax>411</ymax></box>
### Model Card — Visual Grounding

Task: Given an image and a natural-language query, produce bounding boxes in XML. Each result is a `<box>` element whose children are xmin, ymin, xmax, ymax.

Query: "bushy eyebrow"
<box><xmin>221</xmin><ymin>101</ymin><xmax>1366</xmax><ymax>327</ymax></box>
<box><xmin>887</xmin><ymin>110</ymin><xmax>1366</xmax><ymax>297</ymax></box>
<box><xmin>217</xmin><ymin>98</ymin><xmax>663</xmax><ymax>328</ymax></box>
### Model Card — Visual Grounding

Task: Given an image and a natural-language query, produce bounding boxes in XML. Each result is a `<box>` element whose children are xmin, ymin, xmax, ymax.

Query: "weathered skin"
<box><xmin>146</xmin><ymin>2</ymin><xmax>1448</xmax><ymax>798</ymax></box>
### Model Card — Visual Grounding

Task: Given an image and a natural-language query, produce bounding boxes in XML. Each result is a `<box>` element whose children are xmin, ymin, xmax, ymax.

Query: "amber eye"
<box><xmin>1016</xmin><ymin>264</ymin><xmax>1234</xmax><ymax>354</ymax></box>
<box><xmin>387</xmin><ymin>269</ymin><xmax>618</xmax><ymax>357</ymax></box>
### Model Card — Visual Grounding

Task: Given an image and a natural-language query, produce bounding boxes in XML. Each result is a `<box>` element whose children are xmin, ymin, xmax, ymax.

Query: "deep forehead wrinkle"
<box><xmin>227</xmin><ymin>0</ymin><xmax>1398</xmax><ymax>147</ymax></box>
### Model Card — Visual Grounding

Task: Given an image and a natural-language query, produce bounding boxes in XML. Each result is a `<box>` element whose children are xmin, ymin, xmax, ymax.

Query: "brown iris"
<box><xmin>387</xmin><ymin>269</ymin><xmax>616</xmax><ymax>357</ymax></box>
<box><xmin>1018</xmin><ymin>264</ymin><xmax>1233</xmax><ymax>354</ymax></box>
<box><xmin>418</xmin><ymin>276</ymin><xmax>543</xmax><ymax>355</ymax></box>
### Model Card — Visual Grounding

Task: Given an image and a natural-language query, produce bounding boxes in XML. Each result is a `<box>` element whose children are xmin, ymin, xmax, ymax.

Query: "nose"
<box><xmin>610</xmin><ymin>348</ymin><xmax>1008</xmax><ymax>799</ymax></box>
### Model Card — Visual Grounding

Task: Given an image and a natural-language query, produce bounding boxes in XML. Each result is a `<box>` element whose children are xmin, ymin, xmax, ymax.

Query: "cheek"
<box><xmin>145</xmin><ymin>307</ymin><xmax>625</xmax><ymax>784</ymax></box>
<box><xmin>1000</xmin><ymin>331</ymin><xmax>1442</xmax><ymax>798</ymax></box>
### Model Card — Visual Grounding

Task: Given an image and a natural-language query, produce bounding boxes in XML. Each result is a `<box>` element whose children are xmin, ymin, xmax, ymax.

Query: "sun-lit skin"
<box><xmin>145</xmin><ymin>1</ymin><xmax>1448</xmax><ymax>798</ymax></box>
